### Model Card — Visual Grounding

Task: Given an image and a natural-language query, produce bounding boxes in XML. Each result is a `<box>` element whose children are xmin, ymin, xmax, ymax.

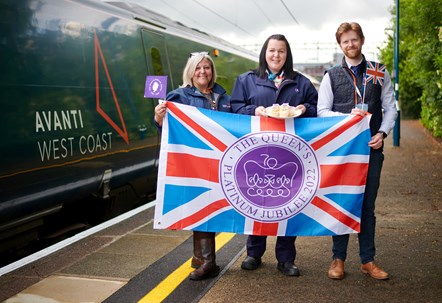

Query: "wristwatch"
<box><xmin>378</xmin><ymin>131</ymin><xmax>387</xmax><ymax>139</ymax></box>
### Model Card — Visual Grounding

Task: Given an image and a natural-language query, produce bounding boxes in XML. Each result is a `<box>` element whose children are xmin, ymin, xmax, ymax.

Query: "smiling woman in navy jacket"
<box><xmin>231</xmin><ymin>34</ymin><xmax>317</xmax><ymax>118</ymax></box>
<box><xmin>154</xmin><ymin>52</ymin><xmax>230</xmax><ymax>281</ymax></box>
<box><xmin>230</xmin><ymin>34</ymin><xmax>318</xmax><ymax>277</ymax></box>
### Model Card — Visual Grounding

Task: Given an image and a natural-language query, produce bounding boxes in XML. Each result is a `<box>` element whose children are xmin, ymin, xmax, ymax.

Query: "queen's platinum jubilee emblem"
<box><xmin>220</xmin><ymin>131</ymin><xmax>320</xmax><ymax>222</ymax></box>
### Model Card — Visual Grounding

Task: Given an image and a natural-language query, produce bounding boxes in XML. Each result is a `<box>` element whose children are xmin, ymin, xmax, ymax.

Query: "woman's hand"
<box><xmin>255</xmin><ymin>106</ymin><xmax>267</xmax><ymax>116</ymax></box>
<box><xmin>294</xmin><ymin>104</ymin><xmax>306</xmax><ymax>115</ymax></box>
<box><xmin>154</xmin><ymin>101</ymin><xmax>167</xmax><ymax>126</ymax></box>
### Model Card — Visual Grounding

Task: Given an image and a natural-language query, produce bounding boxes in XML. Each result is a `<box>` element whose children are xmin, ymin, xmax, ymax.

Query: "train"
<box><xmin>0</xmin><ymin>0</ymin><xmax>261</xmax><ymax>262</ymax></box>
<box><xmin>0</xmin><ymin>0</ymin><xmax>320</xmax><ymax>264</ymax></box>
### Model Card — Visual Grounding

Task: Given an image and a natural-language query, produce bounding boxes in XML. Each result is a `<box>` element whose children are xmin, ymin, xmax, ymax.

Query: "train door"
<box><xmin>140</xmin><ymin>29</ymin><xmax>174</xmax><ymax>90</ymax></box>
<box><xmin>140</xmin><ymin>29</ymin><xmax>172</xmax><ymax>175</ymax></box>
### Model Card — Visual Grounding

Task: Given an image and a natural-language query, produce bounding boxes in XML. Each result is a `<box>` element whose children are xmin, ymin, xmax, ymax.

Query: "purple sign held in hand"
<box><xmin>144</xmin><ymin>75</ymin><xmax>167</xmax><ymax>99</ymax></box>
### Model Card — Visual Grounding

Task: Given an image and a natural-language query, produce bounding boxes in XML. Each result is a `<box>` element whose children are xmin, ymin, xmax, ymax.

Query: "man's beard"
<box><xmin>343</xmin><ymin>47</ymin><xmax>362</xmax><ymax>59</ymax></box>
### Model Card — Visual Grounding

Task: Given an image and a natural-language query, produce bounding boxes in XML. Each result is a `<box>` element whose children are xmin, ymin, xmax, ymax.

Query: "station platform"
<box><xmin>1</xmin><ymin>120</ymin><xmax>441</xmax><ymax>303</ymax></box>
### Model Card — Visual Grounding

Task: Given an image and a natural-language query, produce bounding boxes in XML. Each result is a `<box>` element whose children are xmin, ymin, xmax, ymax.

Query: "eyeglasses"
<box><xmin>189</xmin><ymin>51</ymin><xmax>209</xmax><ymax>58</ymax></box>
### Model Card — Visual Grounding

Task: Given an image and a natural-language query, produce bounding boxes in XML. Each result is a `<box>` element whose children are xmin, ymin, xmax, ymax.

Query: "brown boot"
<box><xmin>191</xmin><ymin>231</ymin><xmax>203</xmax><ymax>269</ymax></box>
<box><xmin>189</xmin><ymin>232</ymin><xmax>220</xmax><ymax>281</ymax></box>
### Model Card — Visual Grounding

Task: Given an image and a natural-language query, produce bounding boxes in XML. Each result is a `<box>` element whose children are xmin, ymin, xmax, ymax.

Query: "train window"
<box><xmin>140</xmin><ymin>29</ymin><xmax>173</xmax><ymax>90</ymax></box>
<box><xmin>150</xmin><ymin>47</ymin><xmax>163</xmax><ymax>75</ymax></box>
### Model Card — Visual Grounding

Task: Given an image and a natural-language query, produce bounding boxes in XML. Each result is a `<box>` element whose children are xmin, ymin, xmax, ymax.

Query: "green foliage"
<box><xmin>380</xmin><ymin>0</ymin><xmax>442</xmax><ymax>138</ymax></box>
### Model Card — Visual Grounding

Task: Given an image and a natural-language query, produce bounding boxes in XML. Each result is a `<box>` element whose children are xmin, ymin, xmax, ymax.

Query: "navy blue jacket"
<box><xmin>166</xmin><ymin>83</ymin><xmax>231</xmax><ymax>113</ymax></box>
<box><xmin>230</xmin><ymin>71</ymin><xmax>317</xmax><ymax>117</ymax></box>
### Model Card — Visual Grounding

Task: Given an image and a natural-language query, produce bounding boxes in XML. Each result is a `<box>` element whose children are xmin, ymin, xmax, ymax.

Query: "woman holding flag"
<box><xmin>230</xmin><ymin>34</ymin><xmax>318</xmax><ymax>276</ymax></box>
<box><xmin>154</xmin><ymin>52</ymin><xmax>230</xmax><ymax>281</ymax></box>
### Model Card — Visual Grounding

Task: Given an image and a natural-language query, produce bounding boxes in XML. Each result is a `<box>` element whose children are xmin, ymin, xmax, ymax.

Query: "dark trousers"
<box><xmin>246</xmin><ymin>235</ymin><xmax>297</xmax><ymax>263</ymax></box>
<box><xmin>332</xmin><ymin>151</ymin><xmax>384</xmax><ymax>264</ymax></box>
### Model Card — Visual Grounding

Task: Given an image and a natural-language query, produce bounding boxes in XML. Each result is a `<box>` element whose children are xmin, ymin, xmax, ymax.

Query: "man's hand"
<box><xmin>368</xmin><ymin>132</ymin><xmax>384</xmax><ymax>149</ymax></box>
<box><xmin>350</xmin><ymin>107</ymin><xmax>368</xmax><ymax>117</ymax></box>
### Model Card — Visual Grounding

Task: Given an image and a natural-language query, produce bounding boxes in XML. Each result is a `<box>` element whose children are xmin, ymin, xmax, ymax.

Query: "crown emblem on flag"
<box><xmin>220</xmin><ymin>132</ymin><xmax>319</xmax><ymax>220</ymax></box>
<box><xmin>244</xmin><ymin>155</ymin><xmax>298</xmax><ymax>198</ymax></box>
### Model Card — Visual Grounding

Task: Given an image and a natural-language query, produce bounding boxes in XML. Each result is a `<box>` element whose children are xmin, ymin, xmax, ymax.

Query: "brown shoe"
<box><xmin>328</xmin><ymin>259</ymin><xmax>345</xmax><ymax>279</ymax></box>
<box><xmin>360</xmin><ymin>262</ymin><xmax>389</xmax><ymax>280</ymax></box>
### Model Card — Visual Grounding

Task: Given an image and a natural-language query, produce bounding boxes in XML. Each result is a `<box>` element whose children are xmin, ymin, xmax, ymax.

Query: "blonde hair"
<box><xmin>180</xmin><ymin>53</ymin><xmax>217</xmax><ymax>88</ymax></box>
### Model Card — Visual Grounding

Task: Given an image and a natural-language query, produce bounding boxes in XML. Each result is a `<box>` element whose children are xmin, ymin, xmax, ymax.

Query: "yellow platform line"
<box><xmin>138</xmin><ymin>232</ymin><xmax>236</xmax><ymax>303</ymax></box>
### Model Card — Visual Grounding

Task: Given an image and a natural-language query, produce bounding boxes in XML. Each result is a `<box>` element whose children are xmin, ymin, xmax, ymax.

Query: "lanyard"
<box><xmin>342</xmin><ymin>67</ymin><xmax>367</xmax><ymax>105</ymax></box>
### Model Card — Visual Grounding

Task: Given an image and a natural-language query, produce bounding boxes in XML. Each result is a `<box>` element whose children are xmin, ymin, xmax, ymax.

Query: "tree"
<box><xmin>380</xmin><ymin>0</ymin><xmax>442</xmax><ymax>138</ymax></box>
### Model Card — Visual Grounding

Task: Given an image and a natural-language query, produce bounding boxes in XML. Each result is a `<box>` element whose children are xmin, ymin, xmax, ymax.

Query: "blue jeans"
<box><xmin>332</xmin><ymin>151</ymin><xmax>384</xmax><ymax>264</ymax></box>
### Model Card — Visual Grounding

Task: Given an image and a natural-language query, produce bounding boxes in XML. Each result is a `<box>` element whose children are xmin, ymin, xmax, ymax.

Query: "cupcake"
<box><xmin>270</xmin><ymin>104</ymin><xmax>280</xmax><ymax>116</ymax></box>
<box><xmin>279</xmin><ymin>103</ymin><xmax>290</xmax><ymax>117</ymax></box>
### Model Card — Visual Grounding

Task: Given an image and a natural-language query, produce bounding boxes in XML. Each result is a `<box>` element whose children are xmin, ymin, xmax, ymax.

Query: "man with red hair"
<box><xmin>317</xmin><ymin>22</ymin><xmax>397</xmax><ymax>280</ymax></box>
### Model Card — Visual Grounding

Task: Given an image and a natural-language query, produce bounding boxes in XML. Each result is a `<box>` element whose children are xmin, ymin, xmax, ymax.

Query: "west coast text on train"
<box><xmin>35</xmin><ymin>109</ymin><xmax>113</xmax><ymax>161</ymax></box>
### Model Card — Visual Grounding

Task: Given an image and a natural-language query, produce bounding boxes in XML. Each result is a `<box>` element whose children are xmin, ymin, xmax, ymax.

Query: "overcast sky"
<box><xmin>110</xmin><ymin>0</ymin><xmax>396</xmax><ymax>63</ymax></box>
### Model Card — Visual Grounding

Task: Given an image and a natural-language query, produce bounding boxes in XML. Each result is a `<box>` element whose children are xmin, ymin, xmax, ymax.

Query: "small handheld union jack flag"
<box><xmin>365</xmin><ymin>61</ymin><xmax>386</xmax><ymax>86</ymax></box>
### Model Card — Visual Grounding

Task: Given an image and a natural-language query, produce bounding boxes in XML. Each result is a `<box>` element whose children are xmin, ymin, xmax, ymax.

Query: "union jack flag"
<box><xmin>154</xmin><ymin>102</ymin><xmax>371</xmax><ymax>236</ymax></box>
<box><xmin>365</xmin><ymin>61</ymin><xmax>386</xmax><ymax>86</ymax></box>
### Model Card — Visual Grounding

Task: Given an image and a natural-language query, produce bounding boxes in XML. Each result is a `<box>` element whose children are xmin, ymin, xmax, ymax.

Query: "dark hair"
<box><xmin>335</xmin><ymin>22</ymin><xmax>365</xmax><ymax>44</ymax></box>
<box><xmin>255</xmin><ymin>34</ymin><xmax>297</xmax><ymax>79</ymax></box>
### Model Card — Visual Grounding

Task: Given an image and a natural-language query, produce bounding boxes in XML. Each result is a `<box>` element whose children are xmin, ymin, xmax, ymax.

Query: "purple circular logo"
<box><xmin>219</xmin><ymin>131</ymin><xmax>320</xmax><ymax>222</ymax></box>
<box><xmin>149</xmin><ymin>79</ymin><xmax>163</xmax><ymax>96</ymax></box>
